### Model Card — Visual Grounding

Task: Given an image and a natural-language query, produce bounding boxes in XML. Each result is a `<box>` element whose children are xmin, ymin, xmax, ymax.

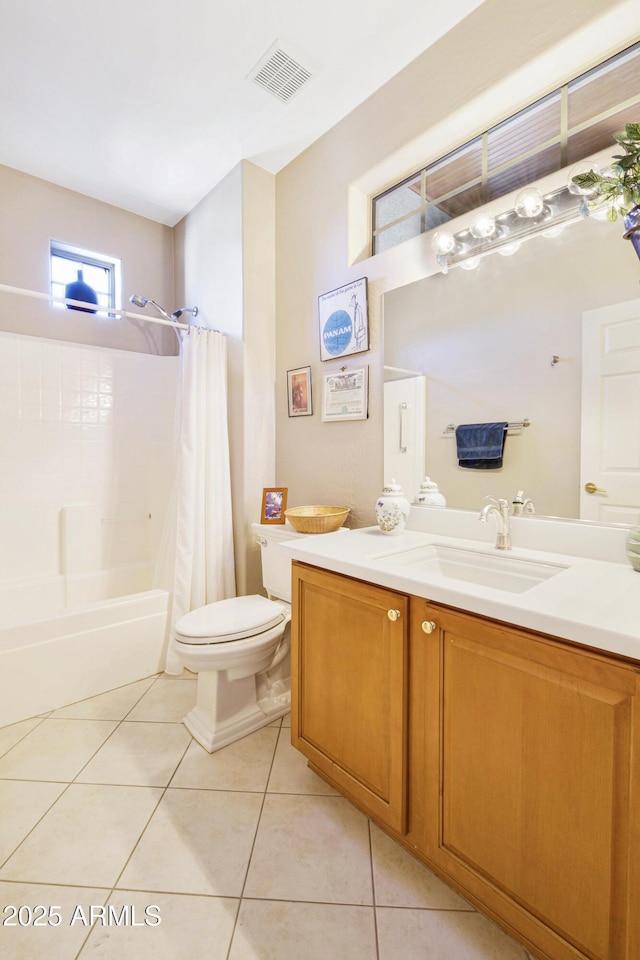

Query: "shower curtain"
<box><xmin>163</xmin><ymin>327</ymin><xmax>236</xmax><ymax>675</ymax></box>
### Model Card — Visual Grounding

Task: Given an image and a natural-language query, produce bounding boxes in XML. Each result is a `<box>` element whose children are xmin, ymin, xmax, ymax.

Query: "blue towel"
<box><xmin>455</xmin><ymin>422</ymin><xmax>508</xmax><ymax>469</ymax></box>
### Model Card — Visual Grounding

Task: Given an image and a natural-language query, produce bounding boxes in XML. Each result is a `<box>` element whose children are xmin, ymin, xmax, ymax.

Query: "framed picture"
<box><xmin>318</xmin><ymin>277</ymin><xmax>369</xmax><ymax>362</ymax></box>
<box><xmin>321</xmin><ymin>367</ymin><xmax>368</xmax><ymax>422</ymax></box>
<box><xmin>261</xmin><ymin>487</ymin><xmax>288</xmax><ymax>524</ymax></box>
<box><xmin>287</xmin><ymin>365</ymin><xmax>313</xmax><ymax>417</ymax></box>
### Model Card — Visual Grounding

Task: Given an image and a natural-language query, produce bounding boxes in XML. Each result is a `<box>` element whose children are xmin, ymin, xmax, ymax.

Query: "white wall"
<box><xmin>274</xmin><ymin>0</ymin><xmax>640</xmax><ymax>527</ymax></box>
<box><xmin>175</xmin><ymin>161</ymin><xmax>276</xmax><ymax>594</ymax></box>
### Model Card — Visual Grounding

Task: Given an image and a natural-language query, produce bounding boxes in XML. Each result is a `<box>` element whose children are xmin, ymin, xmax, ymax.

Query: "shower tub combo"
<box><xmin>0</xmin><ymin>579</ymin><xmax>169</xmax><ymax>728</ymax></box>
<box><xmin>0</xmin><ymin>503</ymin><xmax>170</xmax><ymax>727</ymax></box>
<box><xmin>0</xmin><ymin>329</ymin><xmax>179</xmax><ymax>729</ymax></box>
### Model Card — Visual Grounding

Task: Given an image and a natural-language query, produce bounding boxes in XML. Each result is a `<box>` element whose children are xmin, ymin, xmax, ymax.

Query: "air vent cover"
<box><xmin>250</xmin><ymin>44</ymin><xmax>312</xmax><ymax>103</ymax></box>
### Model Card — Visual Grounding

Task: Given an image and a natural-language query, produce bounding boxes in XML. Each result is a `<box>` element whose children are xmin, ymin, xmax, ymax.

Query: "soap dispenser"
<box><xmin>375</xmin><ymin>479</ymin><xmax>411</xmax><ymax>534</ymax></box>
<box><xmin>416</xmin><ymin>476</ymin><xmax>446</xmax><ymax>508</ymax></box>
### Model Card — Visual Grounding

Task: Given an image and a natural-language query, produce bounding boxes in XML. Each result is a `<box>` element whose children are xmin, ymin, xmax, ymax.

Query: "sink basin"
<box><xmin>371</xmin><ymin>543</ymin><xmax>568</xmax><ymax>594</ymax></box>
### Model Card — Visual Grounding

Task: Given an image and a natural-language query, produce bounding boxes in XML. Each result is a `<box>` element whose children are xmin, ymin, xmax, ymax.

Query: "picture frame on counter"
<box><xmin>321</xmin><ymin>366</ymin><xmax>368</xmax><ymax>422</ymax></box>
<box><xmin>261</xmin><ymin>487</ymin><xmax>288</xmax><ymax>524</ymax></box>
<box><xmin>318</xmin><ymin>277</ymin><xmax>369</xmax><ymax>362</ymax></box>
<box><xmin>287</xmin><ymin>365</ymin><xmax>313</xmax><ymax>417</ymax></box>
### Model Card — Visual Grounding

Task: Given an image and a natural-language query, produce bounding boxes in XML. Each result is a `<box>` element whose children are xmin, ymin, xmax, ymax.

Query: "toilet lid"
<box><xmin>175</xmin><ymin>595</ymin><xmax>286</xmax><ymax>644</ymax></box>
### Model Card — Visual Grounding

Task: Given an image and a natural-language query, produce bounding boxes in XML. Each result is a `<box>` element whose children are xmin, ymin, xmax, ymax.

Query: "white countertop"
<box><xmin>281</xmin><ymin>525</ymin><xmax>640</xmax><ymax>663</ymax></box>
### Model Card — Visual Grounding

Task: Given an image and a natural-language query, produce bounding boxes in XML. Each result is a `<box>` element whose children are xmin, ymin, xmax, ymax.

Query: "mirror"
<box><xmin>383</xmin><ymin>213</ymin><xmax>640</xmax><ymax>521</ymax></box>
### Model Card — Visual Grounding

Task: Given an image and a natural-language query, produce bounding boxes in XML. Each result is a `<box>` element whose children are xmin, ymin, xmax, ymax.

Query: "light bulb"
<box><xmin>567</xmin><ymin>161</ymin><xmax>600</xmax><ymax>196</ymax></box>
<box><xmin>460</xmin><ymin>256</ymin><xmax>481</xmax><ymax>271</ymax></box>
<box><xmin>515</xmin><ymin>187</ymin><xmax>544</xmax><ymax>219</ymax></box>
<box><xmin>469</xmin><ymin>213</ymin><xmax>496</xmax><ymax>239</ymax></box>
<box><xmin>431</xmin><ymin>230</ymin><xmax>456</xmax><ymax>256</ymax></box>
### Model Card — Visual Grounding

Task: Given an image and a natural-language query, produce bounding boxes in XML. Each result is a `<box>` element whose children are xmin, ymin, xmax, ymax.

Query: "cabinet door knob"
<box><xmin>421</xmin><ymin>620</ymin><xmax>437</xmax><ymax>634</ymax></box>
<box><xmin>387</xmin><ymin>609</ymin><xmax>402</xmax><ymax>622</ymax></box>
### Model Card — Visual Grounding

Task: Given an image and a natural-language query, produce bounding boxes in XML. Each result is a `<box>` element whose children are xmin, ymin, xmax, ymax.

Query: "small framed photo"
<box><xmin>261</xmin><ymin>487</ymin><xmax>288</xmax><ymax>524</ymax></box>
<box><xmin>318</xmin><ymin>277</ymin><xmax>369</xmax><ymax>362</ymax></box>
<box><xmin>287</xmin><ymin>365</ymin><xmax>313</xmax><ymax>417</ymax></box>
<box><xmin>321</xmin><ymin>366</ymin><xmax>369</xmax><ymax>422</ymax></box>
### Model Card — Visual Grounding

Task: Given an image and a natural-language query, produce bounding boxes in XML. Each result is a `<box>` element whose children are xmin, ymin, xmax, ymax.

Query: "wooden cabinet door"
<box><xmin>417</xmin><ymin>600</ymin><xmax>640</xmax><ymax>960</ymax></box>
<box><xmin>291</xmin><ymin>562</ymin><xmax>408</xmax><ymax>833</ymax></box>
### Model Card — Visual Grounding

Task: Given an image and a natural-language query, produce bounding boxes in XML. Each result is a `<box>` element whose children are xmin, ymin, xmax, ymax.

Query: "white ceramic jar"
<box><xmin>375</xmin><ymin>480</ymin><xmax>411</xmax><ymax>534</ymax></box>
<box><xmin>415</xmin><ymin>476</ymin><xmax>446</xmax><ymax>508</ymax></box>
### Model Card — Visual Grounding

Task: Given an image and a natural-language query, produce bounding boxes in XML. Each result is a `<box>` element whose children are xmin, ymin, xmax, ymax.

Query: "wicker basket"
<box><xmin>285</xmin><ymin>505</ymin><xmax>350</xmax><ymax>534</ymax></box>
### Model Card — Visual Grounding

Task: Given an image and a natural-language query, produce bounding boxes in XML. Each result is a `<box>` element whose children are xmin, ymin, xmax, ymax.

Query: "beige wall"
<box><xmin>0</xmin><ymin>164</ymin><xmax>176</xmax><ymax>355</ymax></box>
<box><xmin>274</xmin><ymin>0</ymin><xmax>640</xmax><ymax>527</ymax></box>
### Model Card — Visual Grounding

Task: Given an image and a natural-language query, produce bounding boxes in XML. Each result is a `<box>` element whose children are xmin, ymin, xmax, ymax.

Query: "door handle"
<box><xmin>584</xmin><ymin>482</ymin><xmax>607</xmax><ymax>495</ymax></box>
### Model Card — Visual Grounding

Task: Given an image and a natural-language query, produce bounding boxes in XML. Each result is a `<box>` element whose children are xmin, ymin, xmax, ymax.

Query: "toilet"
<box><xmin>174</xmin><ymin>523</ymin><xmax>304</xmax><ymax>752</ymax></box>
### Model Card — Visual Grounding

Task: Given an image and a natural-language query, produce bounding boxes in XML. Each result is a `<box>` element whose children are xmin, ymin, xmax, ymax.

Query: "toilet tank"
<box><xmin>252</xmin><ymin>523</ymin><xmax>306</xmax><ymax>603</ymax></box>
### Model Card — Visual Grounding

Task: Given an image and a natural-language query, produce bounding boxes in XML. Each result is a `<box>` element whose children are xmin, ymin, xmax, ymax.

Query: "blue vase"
<box><xmin>623</xmin><ymin>204</ymin><xmax>640</xmax><ymax>261</ymax></box>
<box><xmin>65</xmin><ymin>269</ymin><xmax>98</xmax><ymax>313</ymax></box>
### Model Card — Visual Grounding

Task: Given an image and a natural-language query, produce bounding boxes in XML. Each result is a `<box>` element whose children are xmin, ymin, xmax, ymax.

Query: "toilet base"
<box><xmin>184</xmin><ymin>669</ymin><xmax>290</xmax><ymax>753</ymax></box>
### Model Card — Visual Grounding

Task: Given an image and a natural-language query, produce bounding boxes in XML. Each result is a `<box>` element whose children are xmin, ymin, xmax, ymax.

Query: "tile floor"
<box><xmin>0</xmin><ymin>674</ymin><xmax>538</xmax><ymax>960</ymax></box>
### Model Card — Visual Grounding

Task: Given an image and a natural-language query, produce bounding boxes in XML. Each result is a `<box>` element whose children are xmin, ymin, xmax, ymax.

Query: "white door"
<box><xmin>581</xmin><ymin>298</ymin><xmax>640</xmax><ymax>523</ymax></box>
<box><xmin>383</xmin><ymin>375</ymin><xmax>426</xmax><ymax>500</ymax></box>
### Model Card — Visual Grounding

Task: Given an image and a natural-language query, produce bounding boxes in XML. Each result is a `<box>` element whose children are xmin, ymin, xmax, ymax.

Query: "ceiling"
<box><xmin>0</xmin><ymin>0</ymin><xmax>485</xmax><ymax>226</ymax></box>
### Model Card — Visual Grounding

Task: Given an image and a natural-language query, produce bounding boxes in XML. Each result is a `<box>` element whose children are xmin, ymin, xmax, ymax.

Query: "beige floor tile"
<box><xmin>244</xmin><ymin>794</ymin><xmax>373</xmax><ymax>905</ymax></box>
<box><xmin>117</xmin><ymin>787</ymin><xmax>262</xmax><ymax>897</ymax></box>
<box><xmin>0</xmin><ymin>717</ymin><xmax>43</xmax><ymax>757</ymax></box>
<box><xmin>281</xmin><ymin>712</ymin><xmax>291</xmax><ymax>728</ymax></box>
<box><xmin>0</xmin><ymin>881</ymin><xmax>108</xmax><ymax>960</ymax></box>
<box><xmin>171</xmin><ymin>726</ymin><xmax>278</xmax><ymax>792</ymax></box>
<box><xmin>376</xmin><ymin>906</ymin><xmax>528</xmax><ymax>960</ymax></box>
<box><xmin>0</xmin><ymin>783</ymin><xmax>161</xmax><ymax>888</ymax></box>
<box><xmin>126</xmin><ymin>679</ymin><xmax>197</xmax><ymax>722</ymax></box>
<box><xmin>78</xmin><ymin>890</ymin><xmax>238</xmax><ymax>960</ymax></box>
<box><xmin>0</xmin><ymin>719</ymin><xmax>118</xmax><ymax>782</ymax></box>
<box><xmin>228</xmin><ymin>899</ymin><xmax>377</xmax><ymax>960</ymax></box>
<box><xmin>267</xmin><ymin>727</ymin><xmax>340</xmax><ymax>796</ymax></box>
<box><xmin>0</xmin><ymin>780</ymin><xmax>67</xmax><ymax>864</ymax></box>
<box><xmin>371</xmin><ymin>823</ymin><xmax>474</xmax><ymax>910</ymax></box>
<box><xmin>76</xmin><ymin>721</ymin><xmax>191</xmax><ymax>787</ymax></box>
<box><xmin>49</xmin><ymin>679</ymin><xmax>155</xmax><ymax>720</ymax></box>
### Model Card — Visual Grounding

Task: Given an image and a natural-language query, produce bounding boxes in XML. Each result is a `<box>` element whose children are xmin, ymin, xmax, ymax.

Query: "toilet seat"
<box><xmin>175</xmin><ymin>595</ymin><xmax>287</xmax><ymax>645</ymax></box>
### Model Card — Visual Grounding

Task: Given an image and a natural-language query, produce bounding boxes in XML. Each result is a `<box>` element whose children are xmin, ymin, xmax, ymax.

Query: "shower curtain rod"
<box><xmin>0</xmin><ymin>282</ymin><xmax>193</xmax><ymax>331</ymax></box>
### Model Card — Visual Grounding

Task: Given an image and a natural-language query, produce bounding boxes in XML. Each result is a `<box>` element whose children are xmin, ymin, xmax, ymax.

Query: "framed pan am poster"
<box><xmin>318</xmin><ymin>277</ymin><xmax>369</xmax><ymax>362</ymax></box>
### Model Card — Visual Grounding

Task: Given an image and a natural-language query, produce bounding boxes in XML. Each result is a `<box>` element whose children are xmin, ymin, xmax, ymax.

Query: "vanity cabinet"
<box><xmin>413</xmin><ymin>598</ymin><xmax>640</xmax><ymax>960</ymax></box>
<box><xmin>291</xmin><ymin>562</ymin><xmax>408</xmax><ymax>832</ymax></box>
<box><xmin>291</xmin><ymin>562</ymin><xmax>640</xmax><ymax>960</ymax></box>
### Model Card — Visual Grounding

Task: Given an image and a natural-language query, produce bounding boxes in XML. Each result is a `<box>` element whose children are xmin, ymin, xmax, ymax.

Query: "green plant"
<box><xmin>571</xmin><ymin>122</ymin><xmax>640</xmax><ymax>220</ymax></box>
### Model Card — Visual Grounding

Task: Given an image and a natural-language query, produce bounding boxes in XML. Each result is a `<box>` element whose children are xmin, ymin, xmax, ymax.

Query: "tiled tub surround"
<box><xmin>0</xmin><ymin>332</ymin><xmax>178</xmax><ymax>724</ymax></box>
<box><xmin>0</xmin><ymin>677</ymin><xmax>534</xmax><ymax>960</ymax></box>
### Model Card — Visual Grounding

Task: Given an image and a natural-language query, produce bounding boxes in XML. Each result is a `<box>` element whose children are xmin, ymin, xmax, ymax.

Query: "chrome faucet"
<box><xmin>479</xmin><ymin>496</ymin><xmax>512</xmax><ymax>550</ymax></box>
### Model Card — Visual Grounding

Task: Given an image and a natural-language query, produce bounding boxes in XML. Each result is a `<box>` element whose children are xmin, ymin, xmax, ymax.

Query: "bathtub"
<box><xmin>0</xmin><ymin>570</ymin><xmax>170</xmax><ymax>728</ymax></box>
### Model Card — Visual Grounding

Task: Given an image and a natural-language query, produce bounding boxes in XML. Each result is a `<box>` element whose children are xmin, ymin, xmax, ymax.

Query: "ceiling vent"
<box><xmin>249</xmin><ymin>43</ymin><xmax>313</xmax><ymax>103</ymax></box>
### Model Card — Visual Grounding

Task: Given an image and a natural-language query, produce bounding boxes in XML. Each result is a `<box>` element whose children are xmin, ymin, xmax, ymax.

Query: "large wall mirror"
<box><xmin>383</xmin><ymin>213</ymin><xmax>640</xmax><ymax>525</ymax></box>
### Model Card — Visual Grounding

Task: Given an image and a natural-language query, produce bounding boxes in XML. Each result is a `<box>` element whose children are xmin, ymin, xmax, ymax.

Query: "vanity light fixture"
<box><xmin>431</xmin><ymin>182</ymin><xmax>586</xmax><ymax>274</ymax></box>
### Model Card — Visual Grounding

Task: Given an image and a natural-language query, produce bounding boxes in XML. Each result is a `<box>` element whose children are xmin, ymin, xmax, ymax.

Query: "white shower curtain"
<box><xmin>163</xmin><ymin>327</ymin><xmax>236</xmax><ymax>675</ymax></box>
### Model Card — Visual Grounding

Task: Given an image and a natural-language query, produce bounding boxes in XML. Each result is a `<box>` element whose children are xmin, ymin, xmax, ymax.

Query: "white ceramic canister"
<box><xmin>415</xmin><ymin>476</ymin><xmax>446</xmax><ymax>508</ymax></box>
<box><xmin>375</xmin><ymin>479</ymin><xmax>411</xmax><ymax>534</ymax></box>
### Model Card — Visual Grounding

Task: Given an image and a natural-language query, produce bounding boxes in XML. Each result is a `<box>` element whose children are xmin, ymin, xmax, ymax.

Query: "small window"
<box><xmin>50</xmin><ymin>240</ymin><xmax>121</xmax><ymax>314</ymax></box>
<box><xmin>372</xmin><ymin>40</ymin><xmax>640</xmax><ymax>255</ymax></box>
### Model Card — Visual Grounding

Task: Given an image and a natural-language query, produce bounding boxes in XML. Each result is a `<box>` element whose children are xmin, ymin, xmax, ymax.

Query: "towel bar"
<box><xmin>443</xmin><ymin>419</ymin><xmax>530</xmax><ymax>435</ymax></box>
